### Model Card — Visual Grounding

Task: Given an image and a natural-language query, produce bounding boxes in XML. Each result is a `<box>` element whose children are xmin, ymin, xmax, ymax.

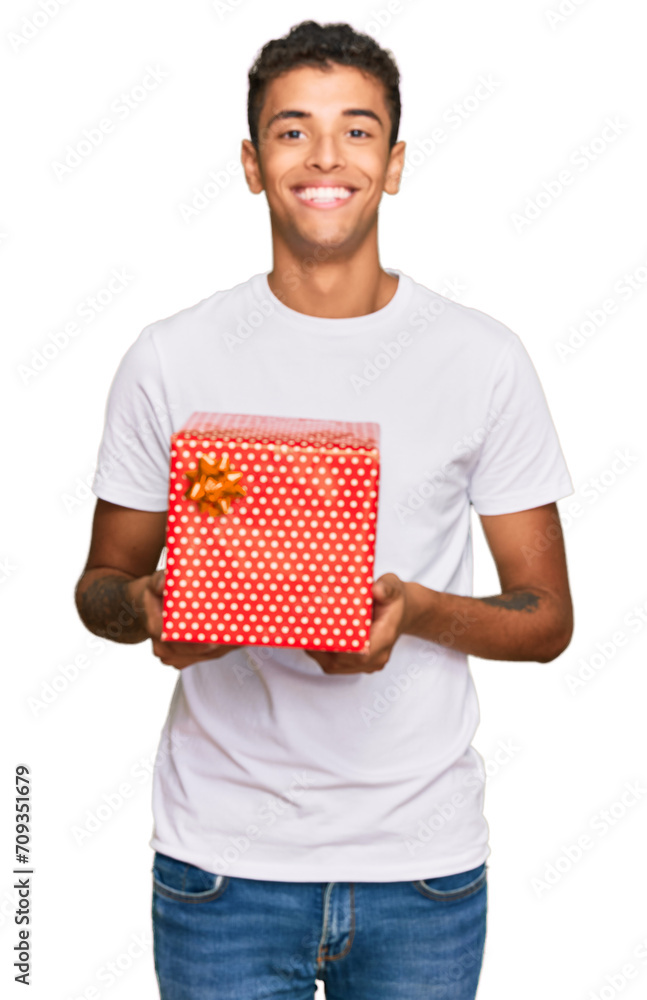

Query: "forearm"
<box><xmin>74</xmin><ymin>569</ymin><xmax>150</xmax><ymax>644</ymax></box>
<box><xmin>402</xmin><ymin>582</ymin><xmax>572</xmax><ymax>662</ymax></box>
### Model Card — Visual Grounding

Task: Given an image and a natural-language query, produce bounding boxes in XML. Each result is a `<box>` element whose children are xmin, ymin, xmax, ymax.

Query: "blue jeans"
<box><xmin>152</xmin><ymin>851</ymin><xmax>487</xmax><ymax>999</ymax></box>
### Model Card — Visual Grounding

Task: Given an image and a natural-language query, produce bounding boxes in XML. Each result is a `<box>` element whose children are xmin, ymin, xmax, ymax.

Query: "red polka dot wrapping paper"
<box><xmin>161</xmin><ymin>412</ymin><xmax>381</xmax><ymax>653</ymax></box>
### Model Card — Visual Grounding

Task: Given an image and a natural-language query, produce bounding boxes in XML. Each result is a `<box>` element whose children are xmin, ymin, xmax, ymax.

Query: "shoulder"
<box><xmin>403</xmin><ymin>271</ymin><xmax>523</xmax><ymax>359</ymax></box>
<box><xmin>141</xmin><ymin>273</ymin><xmax>264</xmax><ymax>353</ymax></box>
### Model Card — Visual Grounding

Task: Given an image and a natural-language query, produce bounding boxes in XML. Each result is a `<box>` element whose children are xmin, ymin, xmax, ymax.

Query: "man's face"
<box><xmin>242</xmin><ymin>63</ymin><xmax>405</xmax><ymax>257</ymax></box>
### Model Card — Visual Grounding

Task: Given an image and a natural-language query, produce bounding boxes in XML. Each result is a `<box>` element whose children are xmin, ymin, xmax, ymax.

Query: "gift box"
<box><xmin>161</xmin><ymin>412</ymin><xmax>380</xmax><ymax>653</ymax></box>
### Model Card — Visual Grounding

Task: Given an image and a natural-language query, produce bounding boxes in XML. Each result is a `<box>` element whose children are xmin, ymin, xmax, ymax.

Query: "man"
<box><xmin>75</xmin><ymin>19</ymin><xmax>574</xmax><ymax>1000</ymax></box>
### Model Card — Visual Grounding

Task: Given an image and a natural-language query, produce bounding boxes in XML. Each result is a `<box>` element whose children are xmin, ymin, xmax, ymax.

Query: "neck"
<box><xmin>267</xmin><ymin>238</ymin><xmax>398</xmax><ymax>319</ymax></box>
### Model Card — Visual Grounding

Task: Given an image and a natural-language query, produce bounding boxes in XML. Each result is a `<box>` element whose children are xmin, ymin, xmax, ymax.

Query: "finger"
<box><xmin>156</xmin><ymin>643</ymin><xmax>220</xmax><ymax>658</ymax></box>
<box><xmin>306</xmin><ymin>650</ymin><xmax>346</xmax><ymax>672</ymax></box>
<box><xmin>195</xmin><ymin>642</ymin><xmax>236</xmax><ymax>656</ymax></box>
<box><xmin>372</xmin><ymin>572</ymin><xmax>401</xmax><ymax>605</ymax></box>
<box><xmin>143</xmin><ymin>592</ymin><xmax>164</xmax><ymax>639</ymax></box>
<box><xmin>360</xmin><ymin>634</ymin><xmax>393</xmax><ymax>672</ymax></box>
<box><xmin>305</xmin><ymin>648</ymin><xmax>388</xmax><ymax>674</ymax></box>
<box><xmin>320</xmin><ymin>659</ymin><xmax>383</xmax><ymax>674</ymax></box>
<box><xmin>369</xmin><ymin>592</ymin><xmax>404</xmax><ymax>645</ymax></box>
<box><xmin>149</xmin><ymin>569</ymin><xmax>166</xmax><ymax>595</ymax></box>
<box><xmin>162</xmin><ymin>645</ymin><xmax>236</xmax><ymax>668</ymax></box>
<box><xmin>210</xmin><ymin>645</ymin><xmax>237</xmax><ymax>659</ymax></box>
<box><xmin>158</xmin><ymin>651</ymin><xmax>213</xmax><ymax>668</ymax></box>
<box><xmin>152</xmin><ymin>639</ymin><xmax>236</xmax><ymax>661</ymax></box>
<box><xmin>157</xmin><ymin>636</ymin><xmax>236</xmax><ymax>652</ymax></box>
<box><xmin>306</xmin><ymin>648</ymin><xmax>348</xmax><ymax>666</ymax></box>
<box><xmin>163</xmin><ymin>639</ymin><xmax>218</xmax><ymax>651</ymax></box>
<box><xmin>312</xmin><ymin>651</ymin><xmax>374</xmax><ymax>672</ymax></box>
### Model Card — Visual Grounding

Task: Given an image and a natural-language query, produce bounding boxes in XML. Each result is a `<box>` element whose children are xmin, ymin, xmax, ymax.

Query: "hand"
<box><xmin>306</xmin><ymin>572</ymin><xmax>410</xmax><ymax>675</ymax></box>
<box><xmin>131</xmin><ymin>570</ymin><xmax>236</xmax><ymax>670</ymax></box>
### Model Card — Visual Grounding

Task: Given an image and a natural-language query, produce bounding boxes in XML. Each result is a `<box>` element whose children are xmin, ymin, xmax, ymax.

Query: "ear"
<box><xmin>384</xmin><ymin>140</ymin><xmax>406</xmax><ymax>195</ymax></box>
<box><xmin>241</xmin><ymin>138</ymin><xmax>265</xmax><ymax>194</ymax></box>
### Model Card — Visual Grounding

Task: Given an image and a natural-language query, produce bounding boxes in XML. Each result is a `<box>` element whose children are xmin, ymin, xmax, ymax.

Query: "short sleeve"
<box><xmin>468</xmin><ymin>335</ymin><xmax>574</xmax><ymax>515</ymax></box>
<box><xmin>91</xmin><ymin>327</ymin><xmax>172</xmax><ymax>511</ymax></box>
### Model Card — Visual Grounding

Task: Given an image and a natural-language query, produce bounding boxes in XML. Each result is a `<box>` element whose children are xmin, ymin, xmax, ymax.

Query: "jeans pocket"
<box><xmin>152</xmin><ymin>851</ymin><xmax>229</xmax><ymax>903</ymax></box>
<box><xmin>411</xmin><ymin>862</ymin><xmax>487</xmax><ymax>901</ymax></box>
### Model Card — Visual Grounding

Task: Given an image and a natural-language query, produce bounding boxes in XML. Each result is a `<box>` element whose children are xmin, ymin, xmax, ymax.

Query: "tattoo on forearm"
<box><xmin>76</xmin><ymin>574</ymin><xmax>147</xmax><ymax>643</ymax></box>
<box><xmin>480</xmin><ymin>591</ymin><xmax>540</xmax><ymax>613</ymax></box>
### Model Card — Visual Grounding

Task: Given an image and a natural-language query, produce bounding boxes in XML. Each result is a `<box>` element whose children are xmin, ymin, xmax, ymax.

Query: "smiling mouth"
<box><xmin>292</xmin><ymin>186</ymin><xmax>357</xmax><ymax>206</ymax></box>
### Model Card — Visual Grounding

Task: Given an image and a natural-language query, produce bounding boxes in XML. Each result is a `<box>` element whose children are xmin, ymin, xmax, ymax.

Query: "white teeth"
<box><xmin>294</xmin><ymin>186</ymin><xmax>354</xmax><ymax>202</ymax></box>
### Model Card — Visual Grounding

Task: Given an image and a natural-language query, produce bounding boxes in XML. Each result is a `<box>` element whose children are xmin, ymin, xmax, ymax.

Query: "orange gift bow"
<box><xmin>184</xmin><ymin>453</ymin><xmax>247</xmax><ymax>515</ymax></box>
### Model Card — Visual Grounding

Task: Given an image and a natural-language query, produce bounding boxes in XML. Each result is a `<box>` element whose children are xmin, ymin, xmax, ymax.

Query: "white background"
<box><xmin>2</xmin><ymin>1</ymin><xmax>646</xmax><ymax>998</ymax></box>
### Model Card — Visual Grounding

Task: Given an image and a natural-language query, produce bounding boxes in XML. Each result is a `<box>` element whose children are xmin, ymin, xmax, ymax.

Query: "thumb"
<box><xmin>148</xmin><ymin>569</ymin><xmax>166</xmax><ymax>595</ymax></box>
<box><xmin>373</xmin><ymin>573</ymin><xmax>399</xmax><ymax>604</ymax></box>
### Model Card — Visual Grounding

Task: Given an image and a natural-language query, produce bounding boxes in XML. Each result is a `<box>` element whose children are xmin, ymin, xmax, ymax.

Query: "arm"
<box><xmin>74</xmin><ymin>498</ymin><xmax>233</xmax><ymax>667</ymax></box>
<box><xmin>74</xmin><ymin>499</ymin><xmax>167</xmax><ymax>643</ymax></box>
<box><xmin>307</xmin><ymin>501</ymin><xmax>573</xmax><ymax>674</ymax></box>
<box><xmin>402</xmin><ymin>501</ymin><xmax>573</xmax><ymax>662</ymax></box>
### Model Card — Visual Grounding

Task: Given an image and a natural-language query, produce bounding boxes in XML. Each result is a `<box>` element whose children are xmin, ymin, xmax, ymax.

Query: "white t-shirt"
<box><xmin>91</xmin><ymin>268</ymin><xmax>574</xmax><ymax>881</ymax></box>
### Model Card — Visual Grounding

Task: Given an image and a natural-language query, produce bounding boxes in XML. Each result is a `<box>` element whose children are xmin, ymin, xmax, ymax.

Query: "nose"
<box><xmin>304</xmin><ymin>133</ymin><xmax>345</xmax><ymax>173</ymax></box>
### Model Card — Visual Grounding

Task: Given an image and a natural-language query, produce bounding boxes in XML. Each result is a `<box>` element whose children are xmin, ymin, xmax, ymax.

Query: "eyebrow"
<box><xmin>264</xmin><ymin>108</ymin><xmax>384</xmax><ymax>131</ymax></box>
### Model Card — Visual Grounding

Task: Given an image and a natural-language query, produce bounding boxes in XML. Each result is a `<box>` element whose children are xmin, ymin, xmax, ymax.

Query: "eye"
<box><xmin>278</xmin><ymin>128</ymin><xmax>370</xmax><ymax>140</ymax></box>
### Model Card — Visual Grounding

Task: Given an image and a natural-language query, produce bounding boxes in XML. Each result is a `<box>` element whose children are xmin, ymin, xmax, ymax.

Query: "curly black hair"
<box><xmin>247</xmin><ymin>20</ymin><xmax>401</xmax><ymax>152</ymax></box>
